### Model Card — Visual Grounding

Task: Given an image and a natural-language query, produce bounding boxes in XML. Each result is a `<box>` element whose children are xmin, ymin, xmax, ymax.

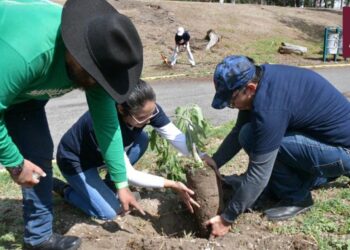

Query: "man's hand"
<box><xmin>9</xmin><ymin>159</ymin><xmax>46</xmax><ymax>188</ymax></box>
<box><xmin>204</xmin><ymin>215</ymin><xmax>231</xmax><ymax>237</ymax></box>
<box><xmin>165</xmin><ymin>180</ymin><xmax>200</xmax><ymax>213</ymax></box>
<box><xmin>117</xmin><ymin>187</ymin><xmax>145</xmax><ymax>216</ymax></box>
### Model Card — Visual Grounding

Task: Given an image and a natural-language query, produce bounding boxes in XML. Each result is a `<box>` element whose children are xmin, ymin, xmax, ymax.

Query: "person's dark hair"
<box><xmin>120</xmin><ymin>80</ymin><xmax>156</xmax><ymax>114</ymax></box>
<box><xmin>246</xmin><ymin>56</ymin><xmax>263</xmax><ymax>84</ymax></box>
<box><xmin>65</xmin><ymin>51</ymin><xmax>97</xmax><ymax>90</ymax></box>
<box><xmin>251</xmin><ymin>65</ymin><xmax>263</xmax><ymax>84</ymax></box>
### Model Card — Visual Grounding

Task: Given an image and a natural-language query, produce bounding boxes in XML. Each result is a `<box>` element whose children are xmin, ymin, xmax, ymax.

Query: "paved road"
<box><xmin>46</xmin><ymin>66</ymin><xmax>350</xmax><ymax>155</ymax></box>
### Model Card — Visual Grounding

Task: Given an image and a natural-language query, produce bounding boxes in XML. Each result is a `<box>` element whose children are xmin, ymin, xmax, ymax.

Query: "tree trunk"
<box><xmin>278</xmin><ymin>42</ymin><xmax>308</xmax><ymax>55</ymax></box>
<box><xmin>205</xmin><ymin>30</ymin><xmax>220</xmax><ymax>51</ymax></box>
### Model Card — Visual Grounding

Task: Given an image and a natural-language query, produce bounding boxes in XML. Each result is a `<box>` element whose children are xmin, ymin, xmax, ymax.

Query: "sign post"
<box><xmin>343</xmin><ymin>7</ymin><xmax>350</xmax><ymax>58</ymax></box>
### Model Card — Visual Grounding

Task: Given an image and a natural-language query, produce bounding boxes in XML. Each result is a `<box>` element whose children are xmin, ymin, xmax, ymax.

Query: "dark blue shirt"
<box><xmin>252</xmin><ymin>64</ymin><xmax>350</xmax><ymax>154</ymax></box>
<box><xmin>175</xmin><ymin>31</ymin><xmax>190</xmax><ymax>45</ymax></box>
<box><xmin>213</xmin><ymin>64</ymin><xmax>350</xmax><ymax>222</ymax></box>
<box><xmin>57</xmin><ymin>104</ymin><xmax>170</xmax><ymax>175</ymax></box>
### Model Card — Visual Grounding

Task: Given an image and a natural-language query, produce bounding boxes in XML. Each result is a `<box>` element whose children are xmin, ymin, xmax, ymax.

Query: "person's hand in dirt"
<box><xmin>7</xmin><ymin>159</ymin><xmax>46</xmax><ymax>188</ymax></box>
<box><xmin>164</xmin><ymin>180</ymin><xmax>200</xmax><ymax>213</ymax></box>
<box><xmin>118</xmin><ymin>187</ymin><xmax>145</xmax><ymax>216</ymax></box>
<box><xmin>205</xmin><ymin>215</ymin><xmax>231</xmax><ymax>237</ymax></box>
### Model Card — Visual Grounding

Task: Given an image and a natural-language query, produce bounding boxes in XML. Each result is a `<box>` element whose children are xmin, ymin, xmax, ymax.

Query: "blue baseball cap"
<box><xmin>211</xmin><ymin>55</ymin><xmax>256</xmax><ymax>109</ymax></box>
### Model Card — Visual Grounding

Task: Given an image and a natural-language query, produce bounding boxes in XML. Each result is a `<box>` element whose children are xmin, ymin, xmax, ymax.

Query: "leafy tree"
<box><xmin>149</xmin><ymin>105</ymin><xmax>210</xmax><ymax>181</ymax></box>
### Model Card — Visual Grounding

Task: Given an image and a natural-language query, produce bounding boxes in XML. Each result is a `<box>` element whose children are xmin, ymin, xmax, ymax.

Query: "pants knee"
<box><xmin>238</xmin><ymin>123</ymin><xmax>254</xmax><ymax>154</ymax></box>
<box><xmin>127</xmin><ymin>131</ymin><xmax>149</xmax><ymax>165</ymax></box>
<box><xmin>96</xmin><ymin>208</ymin><xmax>117</xmax><ymax>220</ymax></box>
<box><xmin>139</xmin><ymin>131</ymin><xmax>149</xmax><ymax>152</ymax></box>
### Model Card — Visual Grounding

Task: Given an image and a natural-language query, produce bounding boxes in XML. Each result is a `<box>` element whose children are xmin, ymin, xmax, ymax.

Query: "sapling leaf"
<box><xmin>150</xmin><ymin>105</ymin><xmax>209</xmax><ymax>181</ymax></box>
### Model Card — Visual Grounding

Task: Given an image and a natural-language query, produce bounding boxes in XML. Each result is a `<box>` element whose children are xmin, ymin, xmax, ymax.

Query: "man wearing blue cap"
<box><xmin>203</xmin><ymin>55</ymin><xmax>350</xmax><ymax>237</ymax></box>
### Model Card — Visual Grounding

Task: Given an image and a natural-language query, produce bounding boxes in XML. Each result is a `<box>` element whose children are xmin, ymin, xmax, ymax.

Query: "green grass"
<box><xmin>272</xmin><ymin>177</ymin><xmax>350</xmax><ymax>250</ymax></box>
<box><xmin>241</xmin><ymin>36</ymin><xmax>324</xmax><ymax>65</ymax></box>
<box><xmin>246</xmin><ymin>37</ymin><xmax>286</xmax><ymax>63</ymax></box>
<box><xmin>207</xmin><ymin>120</ymin><xmax>235</xmax><ymax>139</ymax></box>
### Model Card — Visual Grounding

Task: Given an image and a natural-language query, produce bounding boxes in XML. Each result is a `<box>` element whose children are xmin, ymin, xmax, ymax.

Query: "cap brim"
<box><xmin>211</xmin><ymin>91</ymin><xmax>232</xmax><ymax>110</ymax></box>
<box><xmin>61</xmin><ymin>0</ymin><xmax>142</xmax><ymax>103</ymax></box>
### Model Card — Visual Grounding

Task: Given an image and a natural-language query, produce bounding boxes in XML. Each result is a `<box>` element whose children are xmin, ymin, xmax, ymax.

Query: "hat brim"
<box><xmin>211</xmin><ymin>90</ymin><xmax>232</xmax><ymax>110</ymax></box>
<box><xmin>177</xmin><ymin>31</ymin><xmax>184</xmax><ymax>36</ymax></box>
<box><xmin>61</xmin><ymin>0</ymin><xmax>142</xmax><ymax>103</ymax></box>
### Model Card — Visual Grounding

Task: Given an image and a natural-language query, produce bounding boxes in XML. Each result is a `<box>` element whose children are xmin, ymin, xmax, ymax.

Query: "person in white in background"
<box><xmin>171</xmin><ymin>27</ymin><xmax>196</xmax><ymax>67</ymax></box>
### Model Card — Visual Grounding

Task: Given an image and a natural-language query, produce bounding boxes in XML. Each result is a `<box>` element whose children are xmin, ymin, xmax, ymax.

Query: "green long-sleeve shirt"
<box><xmin>0</xmin><ymin>0</ymin><xmax>127</xmax><ymax>188</ymax></box>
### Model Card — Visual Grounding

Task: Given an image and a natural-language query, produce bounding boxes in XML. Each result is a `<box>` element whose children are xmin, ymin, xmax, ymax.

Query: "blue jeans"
<box><xmin>239</xmin><ymin>123</ymin><xmax>350</xmax><ymax>203</ymax></box>
<box><xmin>61</xmin><ymin>131</ymin><xmax>149</xmax><ymax>219</ymax></box>
<box><xmin>5</xmin><ymin>100</ymin><xmax>54</xmax><ymax>246</ymax></box>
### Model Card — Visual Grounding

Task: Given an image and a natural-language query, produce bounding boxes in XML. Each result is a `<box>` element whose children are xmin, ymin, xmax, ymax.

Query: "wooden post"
<box><xmin>343</xmin><ymin>7</ymin><xmax>350</xmax><ymax>58</ymax></box>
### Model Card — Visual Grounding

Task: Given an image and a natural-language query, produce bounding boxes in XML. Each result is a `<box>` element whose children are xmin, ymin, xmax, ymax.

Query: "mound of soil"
<box><xmin>186</xmin><ymin>164</ymin><xmax>224</xmax><ymax>238</ymax></box>
<box><xmin>52</xmin><ymin>189</ymin><xmax>318</xmax><ymax>250</ymax></box>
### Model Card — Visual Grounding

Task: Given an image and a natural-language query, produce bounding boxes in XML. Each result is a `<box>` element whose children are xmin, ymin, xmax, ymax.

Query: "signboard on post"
<box><xmin>344</xmin><ymin>7</ymin><xmax>350</xmax><ymax>58</ymax></box>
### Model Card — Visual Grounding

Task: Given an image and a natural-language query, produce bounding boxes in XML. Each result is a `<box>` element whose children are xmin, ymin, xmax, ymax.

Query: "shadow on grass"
<box><xmin>307</xmin><ymin>7</ymin><xmax>343</xmax><ymax>16</ymax></box>
<box><xmin>277</xmin><ymin>16</ymin><xmax>325</xmax><ymax>43</ymax></box>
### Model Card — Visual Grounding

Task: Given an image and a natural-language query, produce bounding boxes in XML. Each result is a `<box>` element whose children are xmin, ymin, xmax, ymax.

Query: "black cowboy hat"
<box><xmin>61</xmin><ymin>0</ymin><xmax>143</xmax><ymax>103</ymax></box>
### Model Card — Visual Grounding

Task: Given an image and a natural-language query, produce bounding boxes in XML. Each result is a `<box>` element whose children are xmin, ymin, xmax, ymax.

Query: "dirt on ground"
<box><xmin>52</xmin><ymin>185</ymin><xmax>318</xmax><ymax>250</ymax></box>
<box><xmin>46</xmin><ymin>153</ymin><xmax>318</xmax><ymax>250</ymax></box>
<box><xmin>0</xmin><ymin>151</ymin><xmax>321</xmax><ymax>249</ymax></box>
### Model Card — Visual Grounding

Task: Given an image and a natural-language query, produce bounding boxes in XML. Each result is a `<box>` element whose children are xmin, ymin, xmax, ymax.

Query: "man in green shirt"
<box><xmin>0</xmin><ymin>0</ymin><xmax>145</xmax><ymax>249</ymax></box>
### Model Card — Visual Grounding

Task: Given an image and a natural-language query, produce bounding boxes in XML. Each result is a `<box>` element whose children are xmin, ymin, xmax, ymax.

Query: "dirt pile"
<box><xmin>186</xmin><ymin>165</ymin><xmax>224</xmax><ymax>238</ymax></box>
<box><xmin>56</xmin><ymin>190</ymin><xmax>318</xmax><ymax>250</ymax></box>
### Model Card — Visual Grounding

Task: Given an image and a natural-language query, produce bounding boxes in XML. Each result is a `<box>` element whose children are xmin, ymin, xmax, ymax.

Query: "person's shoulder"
<box><xmin>76</xmin><ymin>111</ymin><xmax>94</xmax><ymax>130</ymax></box>
<box><xmin>183</xmin><ymin>31</ymin><xmax>190</xmax><ymax>38</ymax></box>
<box><xmin>153</xmin><ymin>103</ymin><xmax>167</xmax><ymax>119</ymax></box>
<box><xmin>0</xmin><ymin>1</ymin><xmax>62</xmax><ymax>62</ymax></box>
<box><xmin>150</xmin><ymin>103</ymin><xmax>170</xmax><ymax>127</ymax></box>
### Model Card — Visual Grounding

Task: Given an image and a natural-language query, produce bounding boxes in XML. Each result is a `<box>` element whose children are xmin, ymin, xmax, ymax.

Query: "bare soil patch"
<box><xmin>52</xmin><ymin>186</ymin><xmax>318</xmax><ymax>250</ymax></box>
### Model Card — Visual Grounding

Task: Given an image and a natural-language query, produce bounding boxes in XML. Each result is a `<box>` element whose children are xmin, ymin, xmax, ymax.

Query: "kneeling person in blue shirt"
<box><xmin>203</xmin><ymin>55</ymin><xmax>350</xmax><ymax>237</ymax></box>
<box><xmin>54</xmin><ymin>80</ymin><xmax>200</xmax><ymax>219</ymax></box>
